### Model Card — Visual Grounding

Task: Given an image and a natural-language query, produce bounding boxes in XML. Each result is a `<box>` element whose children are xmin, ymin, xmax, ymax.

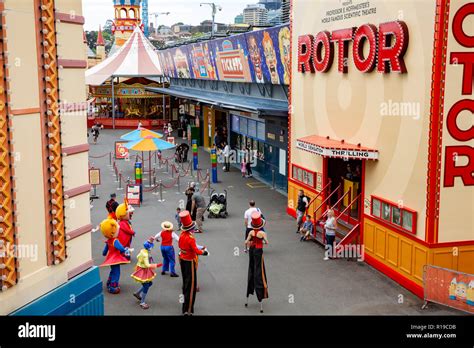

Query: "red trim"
<box><xmin>66</xmin><ymin>223</ymin><xmax>93</xmax><ymax>241</ymax></box>
<box><xmin>364</xmin><ymin>214</ymin><xmax>429</xmax><ymax>247</ymax></box>
<box><xmin>287</xmin><ymin>207</ymin><xmax>296</xmax><ymax>218</ymax></box>
<box><xmin>288</xmin><ymin>178</ymin><xmax>320</xmax><ymax>195</ymax></box>
<box><xmin>425</xmin><ymin>0</ymin><xmax>450</xmax><ymax>244</ymax></box>
<box><xmin>10</xmin><ymin>107</ymin><xmax>40</xmax><ymax>116</ymax></box>
<box><xmin>64</xmin><ymin>184</ymin><xmax>91</xmax><ymax>199</ymax></box>
<box><xmin>364</xmin><ymin>253</ymin><xmax>424</xmax><ymax>299</ymax></box>
<box><xmin>62</xmin><ymin>143</ymin><xmax>89</xmax><ymax>156</ymax></box>
<box><xmin>58</xmin><ymin>59</ymin><xmax>87</xmax><ymax>69</ymax></box>
<box><xmin>432</xmin><ymin>240</ymin><xmax>474</xmax><ymax>248</ymax></box>
<box><xmin>67</xmin><ymin>260</ymin><xmax>94</xmax><ymax>280</ymax></box>
<box><xmin>56</xmin><ymin>12</ymin><xmax>85</xmax><ymax>25</ymax></box>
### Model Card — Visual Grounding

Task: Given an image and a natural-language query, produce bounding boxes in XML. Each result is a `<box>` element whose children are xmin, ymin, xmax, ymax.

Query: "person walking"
<box><xmin>295</xmin><ymin>190</ymin><xmax>309</xmax><ymax>234</ymax></box>
<box><xmin>191</xmin><ymin>189</ymin><xmax>207</xmax><ymax>233</ymax></box>
<box><xmin>245</xmin><ymin>147</ymin><xmax>253</xmax><ymax>177</ymax></box>
<box><xmin>245</xmin><ymin>212</ymin><xmax>269</xmax><ymax>313</ymax></box>
<box><xmin>154</xmin><ymin>221</ymin><xmax>180</xmax><ymax>277</ymax></box>
<box><xmin>244</xmin><ymin>200</ymin><xmax>262</xmax><ymax>252</ymax></box>
<box><xmin>185</xmin><ymin>183</ymin><xmax>196</xmax><ymax>220</ymax></box>
<box><xmin>222</xmin><ymin>142</ymin><xmax>230</xmax><ymax>172</ymax></box>
<box><xmin>178</xmin><ymin>211</ymin><xmax>209</xmax><ymax>315</ymax></box>
<box><xmin>323</xmin><ymin>209</ymin><xmax>338</xmax><ymax>260</ymax></box>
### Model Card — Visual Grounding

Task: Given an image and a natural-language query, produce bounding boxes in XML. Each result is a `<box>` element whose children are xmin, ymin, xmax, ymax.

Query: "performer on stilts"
<box><xmin>178</xmin><ymin>211</ymin><xmax>209</xmax><ymax>315</ymax></box>
<box><xmin>244</xmin><ymin>211</ymin><xmax>269</xmax><ymax>313</ymax></box>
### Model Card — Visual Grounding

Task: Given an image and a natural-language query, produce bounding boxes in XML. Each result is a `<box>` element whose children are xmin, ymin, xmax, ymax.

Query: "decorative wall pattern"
<box><xmin>0</xmin><ymin>10</ymin><xmax>19</xmax><ymax>290</ymax></box>
<box><xmin>37</xmin><ymin>0</ymin><xmax>66</xmax><ymax>265</ymax></box>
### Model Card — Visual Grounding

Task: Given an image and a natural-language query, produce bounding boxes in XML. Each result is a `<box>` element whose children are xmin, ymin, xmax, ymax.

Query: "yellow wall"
<box><xmin>288</xmin><ymin>180</ymin><xmax>323</xmax><ymax>220</ymax></box>
<box><xmin>365</xmin><ymin>218</ymin><xmax>474</xmax><ymax>288</ymax></box>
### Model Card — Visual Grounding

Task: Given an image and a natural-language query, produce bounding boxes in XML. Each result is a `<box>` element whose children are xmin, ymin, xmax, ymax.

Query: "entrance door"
<box><xmin>327</xmin><ymin>158</ymin><xmax>362</xmax><ymax>220</ymax></box>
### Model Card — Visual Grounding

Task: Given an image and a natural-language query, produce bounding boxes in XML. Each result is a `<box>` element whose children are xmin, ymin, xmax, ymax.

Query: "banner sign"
<box><xmin>296</xmin><ymin>140</ymin><xmax>379</xmax><ymax>160</ymax></box>
<box><xmin>115</xmin><ymin>141</ymin><xmax>129</xmax><ymax>160</ymax></box>
<box><xmin>157</xmin><ymin>24</ymin><xmax>290</xmax><ymax>85</ymax></box>
<box><xmin>424</xmin><ymin>265</ymin><xmax>474</xmax><ymax>314</ymax></box>
<box><xmin>126</xmin><ymin>184</ymin><xmax>141</xmax><ymax>206</ymax></box>
<box><xmin>89</xmin><ymin>168</ymin><xmax>101</xmax><ymax>186</ymax></box>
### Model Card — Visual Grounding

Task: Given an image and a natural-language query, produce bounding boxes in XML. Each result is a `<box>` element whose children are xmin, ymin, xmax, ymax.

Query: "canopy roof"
<box><xmin>86</xmin><ymin>26</ymin><xmax>163</xmax><ymax>86</ymax></box>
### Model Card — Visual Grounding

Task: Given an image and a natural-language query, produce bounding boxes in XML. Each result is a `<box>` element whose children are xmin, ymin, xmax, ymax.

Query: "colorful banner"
<box><xmin>115</xmin><ymin>141</ymin><xmax>130</xmax><ymax>159</ymax></box>
<box><xmin>126</xmin><ymin>184</ymin><xmax>141</xmax><ymax>206</ymax></box>
<box><xmin>424</xmin><ymin>265</ymin><xmax>474</xmax><ymax>313</ymax></box>
<box><xmin>157</xmin><ymin>24</ymin><xmax>290</xmax><ymax>85</ymax></box>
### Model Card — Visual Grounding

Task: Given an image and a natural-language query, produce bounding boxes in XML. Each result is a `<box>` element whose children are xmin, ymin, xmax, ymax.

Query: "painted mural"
<box><xmin>157</xmin><ymin>24</ymin><xmax>290</xmax><ymax>85</ymax></box>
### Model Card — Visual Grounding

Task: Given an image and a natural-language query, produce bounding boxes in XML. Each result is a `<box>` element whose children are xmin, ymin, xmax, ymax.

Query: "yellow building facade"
<box><xmin>289</xmin><ymin>0</ymin><xmax>474</xmax><ymax>297</ymax></box>
<box><xmin>0</xmin><ymin>0</ymin><xmax>101</xmax><ymax>315</ymax></box>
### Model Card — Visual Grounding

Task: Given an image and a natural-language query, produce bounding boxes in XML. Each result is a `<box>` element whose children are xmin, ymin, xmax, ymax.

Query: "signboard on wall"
<box><xmin>157</xmin><ymin>24</ymin><xmax>290</xmax><ymax>85</ymax></box>
<box><xmin>126</xmin><ymin>184</ymin><xmax>141</xmax><ymax>206</ymax></box>
<box><xmin>89</xmin><ymin>168</ymin><xmax>101</xmax><ymax>186</ymax></box>
<box><xmin>115</xmin><ymin>141</ymin><xmax>129</xmax><ymax>159</ymax></box>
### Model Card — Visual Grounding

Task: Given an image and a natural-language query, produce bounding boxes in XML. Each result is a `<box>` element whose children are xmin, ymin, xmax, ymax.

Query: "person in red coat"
<box><xmin>116</xmin><ymin>200</ymin><xmax>136</xmax><ymax>248</ymax></box>
<box><xmin>99</xmin><ymin>218</ymin><xmax>132</xmax><ymax>294</ymax></box>
<box><xmin>178</xmin><ymin>211</ymin><xmax>209</xmax><ymax>315</ymax></box>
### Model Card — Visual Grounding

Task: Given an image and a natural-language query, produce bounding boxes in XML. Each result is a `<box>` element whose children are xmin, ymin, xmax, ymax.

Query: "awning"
<box><xmin>85</xmin><ymin>27</ymin><xmax>163</xmax><ymax>86</ymax></box>
<box><xmin>145</xmin><ymin>86</ymin><xmax>288</xmax><ymax>117</ymax></box>
<box><xmin>296</xmin><ymin>135</ymin><xmax>379</xmax><ymax>160</ymax></box>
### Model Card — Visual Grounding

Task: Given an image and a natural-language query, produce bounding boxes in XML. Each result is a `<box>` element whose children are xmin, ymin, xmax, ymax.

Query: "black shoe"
<box><xmin>170</xmin><ymin>273</ymin><xmax>179</xmax><ymax>277</ymax></box>
<box><xmin>161</xmin><ymin>271</ymin><xmax>166</xmax><ymax>275</ymax></box>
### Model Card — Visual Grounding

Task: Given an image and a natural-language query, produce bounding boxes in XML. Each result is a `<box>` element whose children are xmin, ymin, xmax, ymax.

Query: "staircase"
<box><xmin>309</xmin><ymin>185</ymin><xmax>362</xmax><ymax>255</ymax></box>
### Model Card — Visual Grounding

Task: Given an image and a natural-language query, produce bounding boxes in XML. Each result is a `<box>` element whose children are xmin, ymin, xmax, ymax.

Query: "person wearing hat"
<box><xmin>244</xmin><ymin>211</ymin><xmax>269</xmax><ymax>313</ymax></box>
<box><xmin>154</xmin><ymin>221</ymin><xmax>180</xmax><ymax>277</ymax></box>
<box><xmin>106</xmin><ymin>193</ymin><xmax>119</xmax><ymax>220</ymax></box>
<box><xmin>116</xmin><ymin>199</ymin><xmax>136</xmax><ymax>249</ymax></box>
<box><xmin>99</xmin><ymin>218</ymin><xmax>132</xmax><ymax>294</ymax></box>
<box><xmin>178</xmin><ymin>211</ymin><xmax>209</xmax><ymax>315</ymax></box>
<box><xmin>131</xmin><ymin>237</ymin><xmax>162</xmax><ymax>310</ymax></box>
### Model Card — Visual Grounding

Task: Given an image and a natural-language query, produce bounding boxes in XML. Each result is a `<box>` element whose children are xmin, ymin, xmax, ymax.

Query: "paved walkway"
<box><xmin>88</xmin><ymin>129</ymin><xmax>456</xmax><ymax>315</ymax></box>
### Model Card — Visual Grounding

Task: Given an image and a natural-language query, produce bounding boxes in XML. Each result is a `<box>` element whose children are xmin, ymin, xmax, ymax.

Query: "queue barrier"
<box><xmin>422</xmin><ymin>265</ymin><xmax>474</xmax><ymax>314</ymax></box>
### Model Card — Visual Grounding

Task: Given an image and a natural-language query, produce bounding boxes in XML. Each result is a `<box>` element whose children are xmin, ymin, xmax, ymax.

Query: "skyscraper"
<box><xmin>243</xmin><ymin>4</ymin><xmax>268</xmax><ymax>26</ymax></box>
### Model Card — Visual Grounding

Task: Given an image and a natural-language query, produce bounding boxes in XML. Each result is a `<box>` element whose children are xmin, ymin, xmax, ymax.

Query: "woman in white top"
<box><xmin>324</xmin><ymin>209</ymin><xmax>337</xmax><ymax>260</ymax></box>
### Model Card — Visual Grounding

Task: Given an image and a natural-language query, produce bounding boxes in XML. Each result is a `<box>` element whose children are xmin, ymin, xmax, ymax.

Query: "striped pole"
<box><xmin>211</xmin><ymin>148</ymin><xmax>218</xmax><ymax>183</ymax></box>
<box><xmin>192</xmin><ymin>139</ymin><xmax>198</xmax><ymax>170</ymax></box>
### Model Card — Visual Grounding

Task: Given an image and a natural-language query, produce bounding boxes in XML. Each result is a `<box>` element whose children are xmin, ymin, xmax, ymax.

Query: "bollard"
<box><xmin>207</xmin><ymin>169</ymin><xmax>211</xmax><ymax>197</ymax></box>
<box><xmin>115</xmin><ymin>170</ymin><xmax>120</xmax><ymax>183</ymax></box>
<box><xmin>272</xmin><ymin>169</ymin><xmax>276</xmax><ymax>190</ymax></box>
<box><xmin>108</xmin><ymin>152</ymin><xmax>112</xmax><ymax>167</ymax></box>
<box><xmin>176</xmin><ymin>175</ymin><xmax>181</xmax><ymax>194</ymax></box>
<box><xmin>158</xmin><ymin>180</ymin><xmax>164</xmax><ymax>202</ymax></box>
<box><xmin>117</xmin><ymin>173</ymin><xmax>123</xmax><ymax>190</ymax></box>
<box><xmin>165</xmin><ymin>159</ymin><xmax>169</xmax><ymax>174</ymax></box>
<box><xmin>190</xmin><ymin>162</ymin><xmax>194</xmax><ymax>178</ymax></box>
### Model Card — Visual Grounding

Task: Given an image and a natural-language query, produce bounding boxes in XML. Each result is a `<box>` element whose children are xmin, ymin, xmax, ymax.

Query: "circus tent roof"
<box><xmin>85</xmin><ymin>26</ymin><xmax>163</xmax><ymax>86</ymax></box>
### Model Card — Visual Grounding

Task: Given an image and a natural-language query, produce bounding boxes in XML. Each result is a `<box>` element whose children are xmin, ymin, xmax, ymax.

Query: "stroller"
<box><xmin>207</xmin><ymin>189</ymin><xmax>228</xmax><ymax>218</ymax></box>
<box><xmin>175</xmin><ymin>143</ymin><xmax>189</xmax><ymax>163</ymax></box>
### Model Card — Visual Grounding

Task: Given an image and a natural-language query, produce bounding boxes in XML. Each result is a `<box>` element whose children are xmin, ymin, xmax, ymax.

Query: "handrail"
<box><xmin>335</xmin><ymin>223</ymin><xmax>360</xmax><ymax>251</ymax></box>
<box><xmin>336</xmin><ymin>193</ymin><xmax>361</xmax><ymax>222</ymax></box>
<box><xmin>314</xmin><ymin>188</ymin><xmax>351</xmax><ymax>228</ymax></box>
<box><xmin>305</xmin><ymin>180</ymin><xmax>332</xmax><ymax>214</ymax></box>
<box><xmin>313</xmin><ymin>183</ymin><xmax>341</xmax><ymax>218</ymax></box>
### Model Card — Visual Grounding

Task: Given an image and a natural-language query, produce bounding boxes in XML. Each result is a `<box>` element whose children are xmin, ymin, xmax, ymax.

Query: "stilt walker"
<box><xmin>244</xmin><ymin>212</ymin><xmax>269</xmax><ymax>313</ymax></box>
<box><xmin>178</xmin><ymin>211</ymin><xmax>209</xmax><ymax>315</ymax></box>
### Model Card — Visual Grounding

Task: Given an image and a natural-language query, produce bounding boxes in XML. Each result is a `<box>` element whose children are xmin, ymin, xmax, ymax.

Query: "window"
<box><xmin>257</xmin><ymin>121</ymin><xmax>265</xmax><ymax>140</ymax></box>
<box><xmin>232</xmin><ymin>115</ymin><xmax>239</xmax><ymax>132</ymax></box>
<box><xmin>292</xmin><ymin>165</ymin><xmax>315</xmax><ymax>189</ymax></box>
<box><xmin>240</xmin><ymin>117</ymin><xmax>247</xmax><ymax>135</ymax></box>
<box><xmin>248</xmin><ymin>119</ymin><xmax>257</xmax><ymax>138</ymax></box>
<box><xmin>370</xmin><ymin>196</ymin><xmax>417</xmax><ymax>234</ymax></box>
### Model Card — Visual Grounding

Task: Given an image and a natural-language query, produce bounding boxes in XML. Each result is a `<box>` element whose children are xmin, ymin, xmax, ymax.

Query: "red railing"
<box><xmin>335</xmin><ymin>223</ymin><xmax>360</xmax><ymax>252</ymax></box>
<box><xmin>313</xmin><ymin>183</ymin><xmax>341</xmax><ymax>219</ymax></box>
<box><xmin>336</xmin><ymin>193</ymin><xmax>361</xmax><ymax>224</ymax></box>
<box><xmin>304</xmin><ymin>180</ymin><xmax>331</xmax><ymax>215</ymax></box>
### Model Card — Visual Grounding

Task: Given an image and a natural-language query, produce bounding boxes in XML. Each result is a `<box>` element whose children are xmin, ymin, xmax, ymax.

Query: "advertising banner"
<box><xmin>126</xmin><ymin>184</ymin><xmax>141</xmax><ymax>206</ymax></box>
<box><xmin>158</xmin><ymin>24</ymin><xmax>290</xmax><ymax>85</ymax></box>
<box><xmin>89</xmin><ymin>168</ymin><xmax>101</xmax><ymax>186</ymax></box>
<box><xmin>115</xmin><ymin>141</ymin><xmax>129</xmax><ymax>160</ymax></box>
<box><xmin>424</xmin><ymin>265</ymin><xmax>474</xmax><ymax>314</ymax></box>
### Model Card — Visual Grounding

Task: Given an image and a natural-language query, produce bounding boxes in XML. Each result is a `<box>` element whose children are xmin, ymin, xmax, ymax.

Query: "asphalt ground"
<box><xmin>88</xmin><ymin>129</ymin><xmax>457</xmax><ymax>315</ymax></box>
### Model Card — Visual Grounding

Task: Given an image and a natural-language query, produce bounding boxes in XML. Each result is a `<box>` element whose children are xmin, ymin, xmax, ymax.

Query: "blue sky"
<box><xmin>82</xmin><ymin>0</ymin><xmax>251</xmax><ymax>30</ymax></box>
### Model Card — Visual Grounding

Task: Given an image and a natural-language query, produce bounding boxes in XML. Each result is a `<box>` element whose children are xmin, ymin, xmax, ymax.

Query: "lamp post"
<box><xmin>200</xmin><ymin>3</ymin><xmax>222</xmax><ymax>38</ymax></box>
<box><xmin>150</xmin><ymin>12</ymin><xmax>170</xmax><ymax>36</ymax></box>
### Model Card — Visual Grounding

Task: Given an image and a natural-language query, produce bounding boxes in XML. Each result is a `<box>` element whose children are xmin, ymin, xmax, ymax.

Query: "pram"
<box><xmin>207</xmin><ymin>189</ymin><xmax>228</xmax><ymax>218</ymax></box>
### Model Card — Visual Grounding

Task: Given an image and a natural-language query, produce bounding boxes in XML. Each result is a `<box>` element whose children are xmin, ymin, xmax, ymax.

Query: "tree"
<box><xmin>86</xmin><ymin>31</ymin><xmax>98</xmax><ymax>51</ymax></box>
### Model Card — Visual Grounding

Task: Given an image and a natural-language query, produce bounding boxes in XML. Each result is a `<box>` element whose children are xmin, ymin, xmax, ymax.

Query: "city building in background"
<box><xmin>0</xmin><ymin>0</ymin><xmax>101</xmax><ymax>315</ymax></box>
<box><xmin>243</xmin><ymin>4</ymin><xmax>268</xmax><ymax>26</ymax></box>
<box><xmin>258</xmin><ymin>0</ymin><xmax>282</xmax><ymax>11</ymax></box>
<box><xmin>234</xmin><ymin>13</ymin><xmax>244</xmax><ymax>24</ymax></box>
<box><xmin>290</xmin><ymin>0</ymin><xmax>474</xmax><ymax>297</ymax></box>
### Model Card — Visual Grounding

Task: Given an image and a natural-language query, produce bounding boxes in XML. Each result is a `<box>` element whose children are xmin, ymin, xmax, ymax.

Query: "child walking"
<box><xmin>131</xmin><ymin>237</ymin><xmax>162</xmax><ymax>309</ymax></box>
<box><xmin>155</xmin><ymin>221</ymin><xmax>180</xmax><ymax>277</ymax></box>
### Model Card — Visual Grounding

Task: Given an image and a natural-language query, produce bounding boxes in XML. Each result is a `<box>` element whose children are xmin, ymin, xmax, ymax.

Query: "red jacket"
<box><xmin>118</xmin><ymin>220</ymin><xmax>135</xmax><ymax>248</ymax></box>
<box><xmin>178</xmin><ymin>231</ymin><xmax>204</xmax><ymax>261</ymax></box>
